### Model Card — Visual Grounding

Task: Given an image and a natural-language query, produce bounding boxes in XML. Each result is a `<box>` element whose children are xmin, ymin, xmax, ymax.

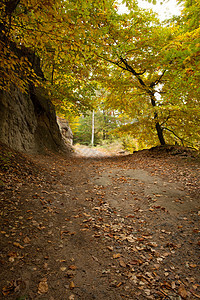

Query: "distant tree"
<box><xmin>73</xmin><ymin>109</ymin><xmax>119</xmax><ymax>146</ymax></box>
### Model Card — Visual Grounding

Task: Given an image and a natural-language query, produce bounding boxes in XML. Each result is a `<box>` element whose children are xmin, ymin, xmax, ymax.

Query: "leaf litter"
<box><xmin>0</xmin><ymin>143</ymin><xmax>199</xmax><ymax>299</ymax></box>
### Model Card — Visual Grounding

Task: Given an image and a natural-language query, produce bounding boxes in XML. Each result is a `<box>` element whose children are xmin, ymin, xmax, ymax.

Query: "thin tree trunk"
<box><xmin>150</xmin><ymin>93</ymin><xmax>166</xmax><ymax>145</ymax></box>
<box><xmin>103</xmin><ymin>110</ymin><xmax>106</xmax><ymax>140</ymax></box>
<box><xmin>91</xmin><ymin>110</ymin><xmax>95</xmax><ymax>146</ymax></box>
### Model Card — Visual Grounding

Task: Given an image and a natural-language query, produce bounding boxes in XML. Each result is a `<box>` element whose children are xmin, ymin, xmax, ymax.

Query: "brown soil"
<box><xmin>0</xmin><ymin>143</ymin><xmax>199</xmax><ymax>299</ymax></box>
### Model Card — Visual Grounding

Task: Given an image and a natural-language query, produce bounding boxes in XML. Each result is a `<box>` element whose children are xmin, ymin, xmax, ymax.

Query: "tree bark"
<box><xmin>155</xmin><ymin>121</ymin><xmax>165</xmax><ymax>145</ymax></box>
<box><xmin>149</xmin><ymin>93</ymin><xmax>166</xmax><ymax>145</ymax></box>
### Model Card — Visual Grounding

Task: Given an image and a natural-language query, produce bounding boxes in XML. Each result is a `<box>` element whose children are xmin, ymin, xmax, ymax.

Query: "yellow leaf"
<box><xmin>38</xmin><ymin>278</ymin><xmax>48</xmax><ymax>294</ymax></box>
<box><xmin>113</xmin><ymin>253</ymin><xmax>121</xmax><ymax>259</ymax></box>
<box><xmin>69</xmin><ymin>281</ymin><xmax>75</xmax><ymax>289</ymax></box>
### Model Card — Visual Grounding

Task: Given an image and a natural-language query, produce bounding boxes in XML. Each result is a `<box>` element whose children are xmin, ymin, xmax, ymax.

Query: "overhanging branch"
<box><xmin>119</xmin><ymin>56</ymin><xmax>146</xmax><ymax>87</ymax></box>
<box><xmin>163</xmin><ymin>127</ymin><xmax>184</xmax><ymax>146</ymax></box>
<box><xmin>150</xmin><ymin>69</ymin><xmax>167</xmax><ymax>88</ymax></box>
<box><xmin>161</xmin><ymin>114</ymin><xmax>171</xmax><ymax>126</ymax></box>
<box><xmin>97</xmin><ymin>54</ymin><xmax>128</xmax><ymax>72</ymax></box>
<box><xmin>120</xmin><ymin>56</ymin><xmax>146</xmax><ymax>76</ymax></box>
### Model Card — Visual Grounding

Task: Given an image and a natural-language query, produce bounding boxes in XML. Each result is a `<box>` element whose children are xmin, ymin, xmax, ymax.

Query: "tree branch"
<box><xmin>161</xmin><ymin>114</ymin><xmax>171</xmax><ymax>126</ymax></box>
<box><xmin>150</xmin><ymin>69</ymin><xmax>167</xmax><ymax>88</ymax></box>
<box><xmin>119</xmin><ymin>56</ymin><xmax>146</xmax><ymax>87</ymax></box>
<box><xmin>163</xmin><ymin>127</ymin><xmax>184</xmax><ymax>145</ymax></box>
<box><xmin>97</xmin><ymin>54</ymin><xmax>128</xmax><ymax>72</ymax></box>
<box><xmin>120</xmin><ymin>56</ymin><xmax>146</xmax><ymax>76</ymax></box>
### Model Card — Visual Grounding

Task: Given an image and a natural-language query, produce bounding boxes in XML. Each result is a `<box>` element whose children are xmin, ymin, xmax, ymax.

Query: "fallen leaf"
<box><xmin>107</xmin><ymin>246</ymin><xmax>113</xmax><ymax>251</ymax></box>
<box><xmin>38</xmin><ymin>278</ymin><xmax>48</xmax><ymax>294</ymax></box>
<box><xmin>60</xmin><ymin>230</ymin><xmax>69</xmax><ymax>238</ymax></box>
<box><xmin>69</xmin><ymin>265</ymin><xmax>77</xmax><ymax>270</ymax></box>
<box><xmin>23</xmin><ymin>236</ymin><xmax>31</xmax><ymax>244</ymax></box>
<box><xmin>192</xmin><ymin>284</ymin><xmax>200</xmax><ymax>290</ymax></box>
<box><xmin>8</xmin><ymin>251</ymin><xmax>18</xmax><ymax>258</ymax></box>
<box><xmin>190</xmin><ymin>264</ymin><xmax>197</xmax><ymax>268</ymax></box>
<box><xmin>178</xmin><ymin>285</ymin><xmax>187</xmax><ymax>299</ymax></box>
<box><xmin>83</xmin><ymin>212</ymin><xmax>91</xmax><ymax>217</ymax></box>
<box><xmin>126</xmin><ymin>236</ymin><xmax>136</xmax><ymax>243</ymax></box>
<box><xmin>190</xmin><ymin>291</ymin><xmax>200</xmax><ymax>299</ymax></box>
<box><xmin>2</xmin><ymin>280</ymin><xmax>21</xmax><ymax>296</ymax></box>
<box><xmin>92</xmin><ymin>255</ymin><xmax>99</xmax><ymax>262</ymax></box>
<box><xmin>82</xmin><ymin>218</ymin><xmax>92</xmax><ymax>223</ymax></box>
<box><xmin>129</xmin><ymin>259</ymin><xmax>143</xmax><ymax>266</ymax></box>
<box><xmin>44</xmin><ymin>262</ymin><xmax>48</xmax><ymax>269</ymax></box>
<box><xmin>69</xmin><ymin>281</ymin><xmax>75</xmax><ymax>289</ymax></box>
<box><xmin>9</xmin><ymin>253</ymin><xmax>16</xmax><ymax>261</ymax></box>
<box><xmin>119</xmin><ymin>258</ymin><xmax>126</xmax><ymax>267</ymax></box>
<box><xmin>171</xmin><ymin>281</ymin><xmax>176</xmax><ymax>289</ymax></box>
<box><xmin>13</xmin><ymin>242</ymin><xmax>24</xmax><ymax>249</ymax></box>
<box><xmin>144</xmin><ymin>289</ymin><xmax>151</xmax><ymax>296</ymax></box>
<box><xmin>137</xmin><ymin>237</ymin><xmax>144</xmax><ymax>241</ymax></box>
<box><xmin>153</xmin><ymin>264</ymin><xmax>160</xmax><ymax>269</ymax></box>
<box><xmin>148</xmin><ymin>242</ymin><xmax>158</xmax><ymax>247</ymax></box>
<box><xmin>93</xmin><ymin>234</ymin><xmax>100</xmax><ymax>238</ymax></box>
<box><xmin>113</xmin><ymin>253</ymin><xmax>121</xmax><ymax>259</ymax></box>
<box><xmin>116</xmin><ymin>282</ymin><xmax>123</xmax><ymax>288</ymax></box>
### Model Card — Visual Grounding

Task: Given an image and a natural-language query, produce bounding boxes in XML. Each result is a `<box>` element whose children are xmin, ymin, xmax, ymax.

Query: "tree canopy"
<box><xmin>0</xmin><ymin>0</ymin><xmax>199</xmax><ymax>149</ymax></box>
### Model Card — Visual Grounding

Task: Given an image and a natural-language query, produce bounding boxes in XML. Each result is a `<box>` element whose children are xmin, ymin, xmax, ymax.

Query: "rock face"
<box><xmin>57</xmin><ymin>116</ymin><xmax>73</xmax><ymax>146</ymax></box>
<box><xmin>0</xmin><ymin>85</ymin><xmax>66</xmax><ymax>153</ymax></box>
<box><xmin>0</xmin><ymin>47</ymin><xmax>67</xmax><ymax>153</ymax></box>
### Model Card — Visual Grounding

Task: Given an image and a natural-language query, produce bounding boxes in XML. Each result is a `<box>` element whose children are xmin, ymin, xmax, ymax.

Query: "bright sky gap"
<box><xmin>118</xmin><ymin>0</ymin><xmax>182</xmax><ymax>20</ymax></box>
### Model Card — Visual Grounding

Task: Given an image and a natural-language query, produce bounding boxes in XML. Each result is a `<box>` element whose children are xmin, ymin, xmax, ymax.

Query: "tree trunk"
<box><xmin>91</xmin><ymin>110</ymin><xmax>95</xmax><ymax>146</ymax></box>
<box><xmin>155</xmin><ymin>121</ymin><xmax>165</xmax><ymax>145</ymax></box>
<box><xmin>150</xmin><ymin>93</ymin><xmax>166</xmax><ymax>145</ymax></box>
<box><xmin>109</xmin><ymin>56</ymin><xmax>167</xmax><ymax>146</ymax></box>
<box><xmin>103</xmin><ymin>110</ymin><xmax>107</xmax><ymax>140</ymax></box>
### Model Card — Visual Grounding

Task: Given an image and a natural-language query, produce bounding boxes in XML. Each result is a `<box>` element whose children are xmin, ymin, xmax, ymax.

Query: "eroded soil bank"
<box><xmin>0</xmin><ymin>145</ymin><xmax>199</xmax><ymax>299</ymax></box>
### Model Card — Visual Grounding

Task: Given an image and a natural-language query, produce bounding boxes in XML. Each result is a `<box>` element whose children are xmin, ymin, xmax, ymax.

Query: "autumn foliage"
<box><xmin>0</xmin><ymin>0</ymin><xmax>199</xmax><ymax>149</ymax></box>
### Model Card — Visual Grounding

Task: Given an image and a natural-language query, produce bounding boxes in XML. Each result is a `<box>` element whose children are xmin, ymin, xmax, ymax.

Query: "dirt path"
<box><xmin>74</xmin><ymin>145</ymin><xmax>108</xmax><ymax>157</ymax></box>
<box><xmin>0</xmin><ymin>146</ymin><xmax>200</xmax><ymax>299</ymax></box>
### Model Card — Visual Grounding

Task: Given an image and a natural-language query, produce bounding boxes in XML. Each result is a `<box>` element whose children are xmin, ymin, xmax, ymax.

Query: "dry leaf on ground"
<box><xmin>113</xmin><ymin>253</ymin><xmax>121</xmax><ymax>259</ymax></box>
<box><xmin>38</xmin><ymin>278</ymin><xmax>48</xmax><ymax>294</ymax></box>
<box><xmin>69</xmin><ymin>281</ymin><xmax>75</xmax><ymax>289</ymax></box>
<box><xmin>178</xmin><ymin>285</ymin><xmax>188</xmax><ymax>298</ymax></box>
<box><xmin>13</xmin><ymin>242</ymin><xmax>24</xmax><ymax>249</ymax></box>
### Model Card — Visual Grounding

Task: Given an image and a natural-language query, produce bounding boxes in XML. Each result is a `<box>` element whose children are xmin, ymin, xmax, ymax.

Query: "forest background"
<box><xmin>0</xmin><ymin>0</ymin><xmax>199</xmax><ymax>151</ymax></box>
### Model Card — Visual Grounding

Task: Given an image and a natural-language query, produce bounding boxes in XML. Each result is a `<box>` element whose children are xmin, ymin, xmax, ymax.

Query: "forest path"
<box><xmin>73</xmin><ymin>144</ymin><xmax>126</xmax><ymax>158</ymax></box>
<box><xmin>74</xmin><ymin>144</ymin><xmax>108</xmax><ymax>157</ymax></box>
<box><xmin>0</xmin><ymin>146</ymin><xmax>200</xmax><ymax>299</ymax></box>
